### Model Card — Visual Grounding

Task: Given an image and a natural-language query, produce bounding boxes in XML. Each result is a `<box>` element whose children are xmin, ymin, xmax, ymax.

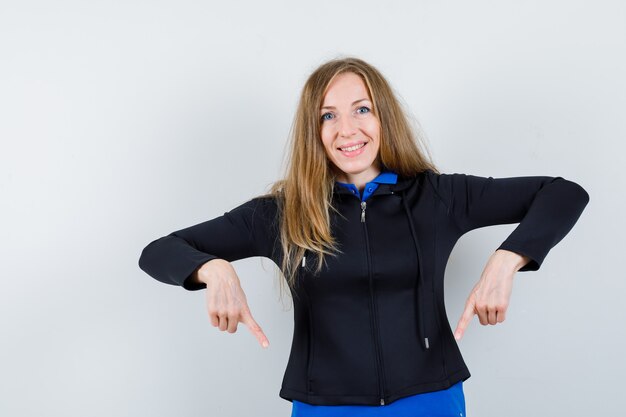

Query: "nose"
<box><xmin>338</xmin><ymin>114</ymin><xmax>358</xmax><ymax>138</ymax></box>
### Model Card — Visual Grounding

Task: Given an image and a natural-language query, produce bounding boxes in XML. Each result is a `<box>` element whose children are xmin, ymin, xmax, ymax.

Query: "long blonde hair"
<box><xmin>260</xmin><ymin>56</ymin><xmax>439</xmax><ymax>299</ymax></box>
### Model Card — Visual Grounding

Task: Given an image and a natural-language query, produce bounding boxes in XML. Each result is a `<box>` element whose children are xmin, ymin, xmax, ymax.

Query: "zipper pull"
<box><xmin>302</xmin><ymin>252</ymin><xmax>306</xmax><ymax>268</ymax></box>
<box><xmin>380</xmin><ymin>398</ymin><xmax>385</xmax><ymax>405</ymax></box>
<box><xmin>361</xmin><ymin>201</ymin><xmax>367</xmax><ymax>222</ymax></box>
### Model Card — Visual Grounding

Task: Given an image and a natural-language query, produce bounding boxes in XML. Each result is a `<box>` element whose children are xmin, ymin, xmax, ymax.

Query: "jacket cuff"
<box><xmin>180</xmin><ymin>254</ymin><xmax>221</xmax><ymax>291</ymax></box>
<box><xmin>495</xmin><ymin>240</ymin><xmax>542</xmax><ymax>272</ymax></box>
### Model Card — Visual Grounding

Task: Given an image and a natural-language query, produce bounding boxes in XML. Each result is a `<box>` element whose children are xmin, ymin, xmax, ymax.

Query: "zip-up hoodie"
<box><xmin>138</xmin><ymin>169</ymin><xmax>590</xmax><ymax>406</ymax></box>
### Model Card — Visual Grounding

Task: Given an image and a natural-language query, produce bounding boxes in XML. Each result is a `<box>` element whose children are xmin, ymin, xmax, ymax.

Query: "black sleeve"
<box><xmin>138</xmin><ymin>196</ymin><xmax>278</xmax><ymax>291</ymax></box>
<box><xmin>429</xmin><ymin>170</ymin><xmax>590</xmax><ymax>271</ymax></box>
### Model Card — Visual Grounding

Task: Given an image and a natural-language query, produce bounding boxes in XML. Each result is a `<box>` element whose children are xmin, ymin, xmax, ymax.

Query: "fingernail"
<box><xmin>262</xmin><ymin>341</ymin><xmax>269</xmax><ymax>348</ymax></box>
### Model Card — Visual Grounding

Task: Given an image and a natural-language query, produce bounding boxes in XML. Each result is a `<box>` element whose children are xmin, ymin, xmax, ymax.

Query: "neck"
<box><xmin>336</xmin><ymin>164</ymin><xmax>382</xmax><ymax>191</ymax></box>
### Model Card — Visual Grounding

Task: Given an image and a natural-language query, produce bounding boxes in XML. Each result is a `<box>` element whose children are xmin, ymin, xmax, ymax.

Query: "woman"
<box><xmin>138</xmin><ymin>57</ymin><xmax>590</xmax><ymax>416</ymax></box>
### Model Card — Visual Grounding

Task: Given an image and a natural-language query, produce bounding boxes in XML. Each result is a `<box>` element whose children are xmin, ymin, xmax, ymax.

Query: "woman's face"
<box><xmin>319</xmin><ymin>72</ymin><xmax>381</xmax><ymax>183</ymax></box>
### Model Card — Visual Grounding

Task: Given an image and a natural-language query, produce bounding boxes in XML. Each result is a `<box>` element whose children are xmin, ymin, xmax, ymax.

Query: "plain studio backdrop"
<box><xmin>1</xmin><ymin>1</ymin><xmax>623</xmax><ymax>416</ymax></box>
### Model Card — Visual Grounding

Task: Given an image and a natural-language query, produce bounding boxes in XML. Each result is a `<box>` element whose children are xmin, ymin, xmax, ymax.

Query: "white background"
<box><xmin>1</xmin><ymin>1</ymin><xmax>623</xmax><ymax>416</ymax></box>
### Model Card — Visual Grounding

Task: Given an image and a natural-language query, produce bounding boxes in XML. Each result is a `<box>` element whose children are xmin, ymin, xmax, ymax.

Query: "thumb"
<box><xmin>454</xmin><ymin>295</ymin><xmax>476</xmax><ymax>341</ymax></box>
<box><xmin>241</xmin><ymin>309</ymin><xmax>270</xmax><ymax>349</ymax></box>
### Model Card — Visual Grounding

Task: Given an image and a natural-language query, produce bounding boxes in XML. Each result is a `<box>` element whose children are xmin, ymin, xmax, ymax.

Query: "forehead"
<box><xmin>322</xmin><ymin>72</ymin><xmax>371</xmax><ymax>105</ymax></box>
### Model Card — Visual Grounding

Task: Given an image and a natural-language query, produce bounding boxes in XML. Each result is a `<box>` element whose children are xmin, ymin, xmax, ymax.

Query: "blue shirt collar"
<box><xmin>369</xmin><ymin>170</ymin><xmax>398</xmax><ymax>185</ymax></box>
<box><xmin>335</xmin><ymin>170</ymin><xmax>398</xmax><ymax>187</ymax></box>
<box><xmin>335</xmin><ymin>170</ymin><xmax>398</xmax><ymax>201</ymax></box>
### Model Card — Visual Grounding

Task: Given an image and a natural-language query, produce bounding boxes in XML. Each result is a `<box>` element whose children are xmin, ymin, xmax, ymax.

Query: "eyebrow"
<box><xmin>320</xmin><ymin>98</ymin><xmax>370</xmax><ymax>110</ymax></box>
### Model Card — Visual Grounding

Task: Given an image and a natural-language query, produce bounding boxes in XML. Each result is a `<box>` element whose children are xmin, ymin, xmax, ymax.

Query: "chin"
<box><xmin>335</xmin><ymin>161</ymin><xmax>376</xmax><ymax>175</ymax></box>
<box><xmin>340</xmin><ymin>158</ymin><xmax>375</xmax><ymax>170</ymax></box>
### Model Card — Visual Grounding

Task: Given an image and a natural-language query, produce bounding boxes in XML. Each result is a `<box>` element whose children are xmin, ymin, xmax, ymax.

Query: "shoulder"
<box><xmin>420</xmin><ymin>169</ymin><xmax>478</xmax><ymax>192</ymax></box>
<box><xmin>248</xmin><ymin>193</ymin><xmax>281</xmax><ymax>224</ymax></box>
<box><xmin>243</xmin><ymin>193</ymin><xmax>279</xmax><ymax>213</ymax></box>
<box><xmin>411</xmin><ymin>169</ymin><xmax>460</xmax><ymax>210</ymax></box>
<box><xmin>223</xmin><ymin>193</ymin><xmax>280</xmax><ymax>223</ymax></box>
<box><xmin>397</xmin><ymin>168</ymin><xmax>452</xmax><ymax>191</ymax></box>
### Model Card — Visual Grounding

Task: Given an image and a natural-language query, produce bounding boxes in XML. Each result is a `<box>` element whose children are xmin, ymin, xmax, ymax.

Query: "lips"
<box><xmin>337</xmin><ymin>141</ymin><xmax>367</xmax><ymax>158</ymax></box>
<box><xmin>337</xmin><ymin>141</ymin><xmax>366</xmax><ymax>150</ymax></box>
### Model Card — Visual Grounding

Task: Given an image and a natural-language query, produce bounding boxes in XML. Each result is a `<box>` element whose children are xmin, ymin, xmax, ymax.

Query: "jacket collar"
<box><xmin>332</xmin><ymin>171</ymin><xmax>420</xmax><ymax>197</ymax></box>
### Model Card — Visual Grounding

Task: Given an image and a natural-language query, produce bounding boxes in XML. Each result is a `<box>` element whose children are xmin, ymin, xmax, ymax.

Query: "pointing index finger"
<box><xmin>455</xmin><ymin>297</ymin><xmax>476</xmax><ymax>341</ymax></box>
<box><xmin>241</xmin><ymin>309</ymin><xmax>270</xmax><ymax>348</ymax></box>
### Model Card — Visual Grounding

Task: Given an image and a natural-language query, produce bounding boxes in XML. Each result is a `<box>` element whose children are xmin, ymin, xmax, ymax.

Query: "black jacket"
<box><xmin>138</xmin><ymin>169</ymin><xmax>590</xmax><ymax>406</ymax></box>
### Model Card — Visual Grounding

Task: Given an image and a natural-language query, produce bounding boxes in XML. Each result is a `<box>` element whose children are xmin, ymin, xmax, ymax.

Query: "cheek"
<box><xmin>364</xmin><ymin>119</ymin><xmax>380</xmax><ymax>139</ymax></box>
<box><xmin>320</xmin><ymin>126</ymin><xmax>333</xmax><ymax>149</ymax></box>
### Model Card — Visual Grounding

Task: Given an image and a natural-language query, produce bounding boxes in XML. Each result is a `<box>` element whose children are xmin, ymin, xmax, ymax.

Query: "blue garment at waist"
<box><xmin>291</xmin><ymin>381</ymin><xmax>466</xmax><ymax>417</ymax></box>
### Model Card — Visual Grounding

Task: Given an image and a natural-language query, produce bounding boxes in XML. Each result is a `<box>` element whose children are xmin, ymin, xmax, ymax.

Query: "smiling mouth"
<box><xmin>337</xmin><ymin>141</ymin><xmax>368</xmax><ymax>158</ymax></box>
<box><xmin>338</xmin><ymin>142</ymin><xmax>366</xmax><ymax>152</ymax></box>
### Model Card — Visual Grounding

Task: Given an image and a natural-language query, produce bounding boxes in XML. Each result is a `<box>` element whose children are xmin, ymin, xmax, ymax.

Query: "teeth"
<box><xmin>340</xmin><ymin>143</ymin><xmax>365</xmax><ymax>152</ymax></box>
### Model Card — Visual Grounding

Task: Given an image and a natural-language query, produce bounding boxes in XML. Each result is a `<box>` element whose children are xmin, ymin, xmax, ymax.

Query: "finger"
<box><xmin>209</xmin><ymin>312</ymin><xmax>219</xmax><ymax>327</ymax></box>
<box><xmin>496</xmin><ymin>306</ymin><xmax>506</xmax><ymax>323</ymax></box>
<box><xmin>475</xmin><ymin>301</ymin><xmax>488</xmax><ymax>325</ymax></box>
<box><xmin>487</xmin><ymin>306</ymin><xmax>497</xmax><ymax>325</ymax></box>
<box><xmin>454</xmin><ymin>298</ymin><xmax>476</xmax><ymax>340</ymax></box>
<box><xmin>227</xmin><ymin>309</ymin><xmax>239</xmax><ymax>333</ymax></box>
<box><xmin>207</xmin><ymin>291</ymin><xmax>220</xmax><ymax>327</ymax></box>
<box><xmin>218</xmin><ymin>310</ymin><xmax>229</xmax><ymax>331</ymax></box>
<box><xmin>241</xmin><ymin>309</ymin><xmax>270</xmax><ymax>348</ymax></box>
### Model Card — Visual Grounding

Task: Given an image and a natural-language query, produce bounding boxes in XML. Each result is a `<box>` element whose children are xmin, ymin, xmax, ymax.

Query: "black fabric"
<box><xmin>138</xmin><ymin>169</ymin><xmax>590</xmax><ymax>406</ymax></box>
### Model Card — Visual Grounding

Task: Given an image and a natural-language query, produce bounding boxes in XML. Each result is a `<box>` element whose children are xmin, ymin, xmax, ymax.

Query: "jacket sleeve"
<box><xmin>138</xmin><ymin>195</ymin><xmax>278</xmax><ymax>291</ymax></box>
<box><xmin>429</xmin><ymin>170</ymin><xmax>590</xmax><ymax>271</ymax></box>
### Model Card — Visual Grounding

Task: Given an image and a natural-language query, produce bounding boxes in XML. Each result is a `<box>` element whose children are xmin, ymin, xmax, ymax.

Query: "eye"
<box><xmin>321</xmin><ymin>112</ymin><xmax>334</xmax><ymax>122</ymax></box>
<box><xmin>356</xmin><ymin>106</ymin><xmax>371</xmax><ymax>115</ymax></box>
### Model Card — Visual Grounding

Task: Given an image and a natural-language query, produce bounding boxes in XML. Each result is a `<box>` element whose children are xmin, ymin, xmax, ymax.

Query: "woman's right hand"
<box><xmin>193</xmin><ymin>259</ymin><xmax>270</xmax><ymax>349</ymax></box>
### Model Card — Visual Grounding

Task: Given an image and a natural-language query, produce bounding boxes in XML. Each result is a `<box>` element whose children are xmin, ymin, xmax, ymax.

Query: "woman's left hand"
<box><xmin>453</xmin><ymin>249</ymin><xmax>531</xmax><ymax>341</ymax></box>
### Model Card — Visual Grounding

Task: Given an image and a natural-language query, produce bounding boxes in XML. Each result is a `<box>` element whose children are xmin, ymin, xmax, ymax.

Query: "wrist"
<box><xmin>495</xmin><ymin>249</ymin><xmax>530</xmax><ymax>272</ymax></box>
<box><xmin>195</xmin><ymin>258</ymin><xmax>225</xmax><ymax>284</ymax></box>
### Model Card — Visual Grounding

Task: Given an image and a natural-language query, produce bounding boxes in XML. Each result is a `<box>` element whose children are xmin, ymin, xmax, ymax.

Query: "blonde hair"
<box><xmin>260</xmin><ymin>56</ymin><xmax>439</xmax><ymax>300</ymax></box>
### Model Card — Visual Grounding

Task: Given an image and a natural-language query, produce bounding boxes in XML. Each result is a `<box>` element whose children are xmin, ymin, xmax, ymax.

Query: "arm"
<box><xmin>138</xmin><ymin>195</ymin><xmax>278</xmax><ymax>291</ymax></box>
<box><xmin>427</xmin><ymin>170</ymin><xmax>590</xmax><ymax>340</ymax></box>
<box><xmin>430</xmin><ymin>171</ymin><xmax>590</xmax><ymax>271</ymax></box>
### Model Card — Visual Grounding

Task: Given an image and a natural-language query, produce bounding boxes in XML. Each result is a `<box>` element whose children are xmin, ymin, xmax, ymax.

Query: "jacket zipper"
<box><xmin>361</xmin><ymin>200</ymin><xmax>387</xmax><ymax>405</ymax></box>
